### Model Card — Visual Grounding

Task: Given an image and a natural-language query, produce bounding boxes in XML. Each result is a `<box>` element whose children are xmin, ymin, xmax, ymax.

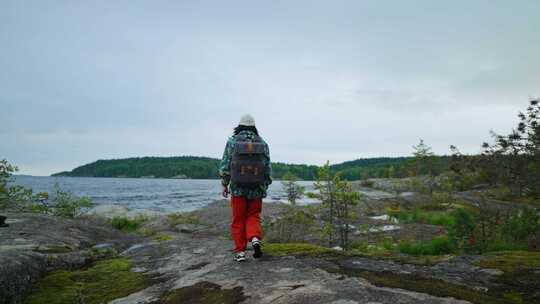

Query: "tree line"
<box><xmin>52</xmin><ymin>155</ymin><xmax>450</xmax><ymax>180</ymax></box>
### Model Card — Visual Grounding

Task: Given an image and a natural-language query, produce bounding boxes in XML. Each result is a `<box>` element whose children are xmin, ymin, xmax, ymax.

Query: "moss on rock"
<box><xmin>477</xmin><ymin>251</ymin><xmax>540</xmax><ymax>273</ymax></box>
<box><xmin>476</xmin><ymin>251</ymin><xmax>540</xmax><ymax>304</ymax></box>
<box><xmin>153</xmin><ymin>233</ymin><xmax>175</xmax><ymax>242</ymax></box>
<box><xmin>348</xmin><ymin>250</ymin><xmax>453</xmax><ymax>266</ymax></box>
<box><xmin>24</xmin><ymin>258</ymin><xmax>148</xmax><ymax>304</ymax></box>
<box><xmin>340</xmin><ymin>269</ymin><xmax>520</xmax><ymax>304</ymax></box>
<box><xmin>159</xmin><ymin>281</ymin><xmax>246</xmax><ymax>304</ymax></box>
<box><xmin>168</xmin><ymin>213</ymin><xmax>200</xmax><ymax>225</ymax></box>
<box><xmin>328</xmin><ymin>250</ymin><xmax>540</xmax><ymax>304</ymax></box>
<box><xmin>111</xmin><ymin>216</ymin><xmax>146</xmax><ymax>233</ymax></box>
<box><xmin>264</xmin><ymin>243</ymin><xmax>338</xmax><ymax>257</ymax></box>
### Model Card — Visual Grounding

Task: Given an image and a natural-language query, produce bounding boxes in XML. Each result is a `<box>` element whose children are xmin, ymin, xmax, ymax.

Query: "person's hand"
<box><xmin>222</xmin><ymin>186</ymin><xmax>229</xmax><ymax>198</ymax></box>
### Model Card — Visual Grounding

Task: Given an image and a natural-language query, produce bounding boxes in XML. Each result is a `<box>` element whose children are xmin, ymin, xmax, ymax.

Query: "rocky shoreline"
<box><xmin>1</xmin><ymin>198</ymin><xmax>538</xmax><ymax>304</ymax></box>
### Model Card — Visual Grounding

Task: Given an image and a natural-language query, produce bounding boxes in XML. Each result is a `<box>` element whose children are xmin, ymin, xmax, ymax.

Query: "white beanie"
<box><xmin>238</xmin><ymin>114</ymin><xmax>256</xmax><ymax>127</ymax></box>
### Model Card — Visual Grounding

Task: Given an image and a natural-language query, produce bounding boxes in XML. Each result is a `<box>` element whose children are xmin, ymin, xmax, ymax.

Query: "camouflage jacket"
<box><xmin>219</xmin><ymin>130</ymin><xmax>272</xmax><ymax>199</ymax></box>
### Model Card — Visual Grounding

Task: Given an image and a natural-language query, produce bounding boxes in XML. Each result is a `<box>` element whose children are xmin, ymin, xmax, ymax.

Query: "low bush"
<box><xmin>409</xmin><ymin>177</ymin><xmax>431</xmax><ymax>194</ymax></box>
<box><xmin>501</xmin><ymin>208</ymin><xmax>539</xmax><ymax>242</ymax></box>
<box><xmin>1</xmin><ymin>159</ymin><xmax>37</xmax><ymax>210</ymax></box>
<box><xmin>51</xmin><ymin>184</ymin><xmax>93</xmax><ymax>217</ymax></box>
<box><xmin>447</xmin><ymin>207</ymin><xmax>539</xmax><ymax>253</ymax></box>
<box><xmin>1</xmin><ymin>160</ymin><xmax>92</xmax><ymax>217</ymax></box>
<box><xmin>381</xmin><ymin>237</ymin><xmax>395</xmax><ymax>251</ymax></box>
<box><xmin>447</xmin><ymin>208</ymin><xmax>476</xmax><ymax>251</ymax></box>
<box><xmin>349</xmin><ymin>239</ymin><xmax>397</xmax><ymax>255</ymax></box>
<box><xmin>431</xmin><ymin>191</ymin><xmax>456</xmax><ymax>208</ymax></box>
<box><xmin>483</xmin><ymin>239</ymin><xmax>528</xmax><ymax>252</ymax></box>
<box><xmin>399</xmin><ymin>236</ymin><xmax>453</xmax><ymax>255</ymax></box>
<box><xmin>389</xmin><ymin>201</ymin><xmax>538</xmax><ymax>254</ymax></box>
<box><xmin>350</xmin><ymin>240</ymin><xmax>369</xmax><ymax>252</ymax></box>
<box><xmin>111</xmin><ymin>216</ymin><xmax>145</xmax><ymax>232</ymax></box>
<box><xmin>477</xmin><ymin>251</ymin><xmax>540</xmax><ymax>273</ymax></box>
<box><xmin>392</xmin><ymin>208</ymin><xmax>455</xmax><ymax>228</ymax></box>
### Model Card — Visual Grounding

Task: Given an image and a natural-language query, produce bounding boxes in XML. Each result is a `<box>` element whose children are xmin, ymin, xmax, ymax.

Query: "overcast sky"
<box><xmin>1</xmin><ymin>1</ymin><xmax>539</xmax><ymax>175</ymax></box>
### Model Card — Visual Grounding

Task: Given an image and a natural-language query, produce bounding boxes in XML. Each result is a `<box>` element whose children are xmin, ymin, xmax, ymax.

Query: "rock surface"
<box><xmin>0</xmin><ymin>212</ymin><xmax>142</xmax><ymax>304</ymax></box>
<box><xmin>113</xmin><ymin>232</ymin><xmax>469</xmax><ymax>304</ymax></box>
<box><xmin>86</xmin><ymin>204</ymin><xmax>166</xmax><ymax>219</ymax></box>
<box><xmin>2</xmin><ymin>200</ymin><xmax>532</xmax><ymax>304</ymax></box>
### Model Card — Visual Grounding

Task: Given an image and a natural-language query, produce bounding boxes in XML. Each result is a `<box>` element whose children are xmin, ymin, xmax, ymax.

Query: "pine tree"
<box><xmin>482</xmin><ymin>99</ymin><xmax>540</xmax><ymax>197</ymax></box>
<box><xmin>313</xmin><ymin>161</ymin><xmax>361</xmax><ymax>249</ymax></box>
<box><xmin>281</xmin><ymin>172</ymin><xmax>304</xmax><ymax>206</ymax></box>
<box><xmin>412</xmin><ymin>138</ymin><xmax>435</xmax><ymax>176</ymax></box>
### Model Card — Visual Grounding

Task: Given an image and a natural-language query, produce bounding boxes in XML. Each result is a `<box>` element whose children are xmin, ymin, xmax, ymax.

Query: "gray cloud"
<box><xmin>1</xmin><ymin>0</ymin><xmax>539</xmax><ymax>175</ymax></box>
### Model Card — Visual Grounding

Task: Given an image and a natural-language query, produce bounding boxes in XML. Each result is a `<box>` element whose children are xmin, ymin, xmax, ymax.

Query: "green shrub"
<box><xmin>429</xmin><ymin>213</ymin><xmax>455</xmax><ymax>227</ymax></box>
<box><xmin>350</xmin><ymin>240</ymin><xmax>369</xmax><ymax>252</ymax></box>
<box><xmin>51</xmin><ymin>184</ymin><xmax>93</xmax><ymax>218</ymax></box>
<box><xmin>281</xmin><ymin>172</ymin><xmax>305</xmax><ymax>205</ymax></box>
<box><xmin>391</xmin><ymin>203</ymin><xmax>538</xmax><ymax>254</ymax></box>
<box><xmin>1</xmin><ymin>159</ymin><xmax>35</xmax><ymax>210</ymax></box>
<box><xmin>111</xmin><ymin>217</ymin><xmax>145</xmax><ymax>232</ymax></box>
<box><xmin>382</xmin><ymin>237</ymin><xmax>395</xmax><ymax>251</ymax></box>
<box><xmin>501</xmin><ymin>208</ymin><xmax>539</xmax><ymax>242</ymax></box>
<box><xmin>446</xmin><ymin>207</ymin><xmax>539</xmax><ymax>253</ymax></box>
<box><xmin>447</xmin><ymin>208</ymin><xmax>476</xmax><ymax>250</ymax></box>
<box><xmin>1</xmin><ymin>160</ymin><xmax>92</xmax><ymax>217</ymax></box>
<box><xmin>432</xmin><ymin>191</ymin><xmax>455</xmax><ymax>208</ymax></box>
<box><xmin>399</xmin><ymin>236</ymin><xmax>453</xmax><ymax>255</ymax></box>
<box><xmin>484</xmin><ymin>239</ymin><xmax>528</xmax><ymax>252</ymax></box>
<box><xmin>409</xmin><ymin>177</ymin><xmax>431</xmax><ymax>194</ymax></box>
<box><xmin>349</xmin><ymin>239</ymin><xmax>398</xmax><ymax>255</ymax></box>
<box><xmin>477</xmin><ymin>251</ymin><xmax>540</xmax><ymax>273</ymax></box>
<box><xmin>392</xmin><ymin>208</ymin><xmax>454</xmax><ymax>228</ymax></box>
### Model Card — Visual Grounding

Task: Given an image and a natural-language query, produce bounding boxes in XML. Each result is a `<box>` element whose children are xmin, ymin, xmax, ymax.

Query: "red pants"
<box><xmin>231</xmin><ymin>196</ymin><xmax>262</xmax><ymax>252</ymax></box>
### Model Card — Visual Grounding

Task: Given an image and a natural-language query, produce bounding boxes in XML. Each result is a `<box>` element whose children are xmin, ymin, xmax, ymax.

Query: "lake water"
<box><xmin>11</xmin><ymin>176</ymin><xmax>318</xmax><ymax>213</ymax></box>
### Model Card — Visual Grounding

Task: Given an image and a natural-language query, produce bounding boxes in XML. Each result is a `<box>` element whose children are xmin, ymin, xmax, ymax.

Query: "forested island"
<box><xmin>51</xmin><ymin>155</ymin><xmax>449</xmax><ymax>180</ymax></box>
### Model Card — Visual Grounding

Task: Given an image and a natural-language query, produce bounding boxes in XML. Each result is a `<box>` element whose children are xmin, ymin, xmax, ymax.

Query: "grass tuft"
<box><xmin>264</xmin><ymin>243</ymin><xmax>336</xmax><ymax>257</ymax></box>
<box><xmin>477</xmin><ymin>251</ymin><xmax>540</xmax><ymax>273</ymax></box>
<box><xmin>168</xmin><ymin>212</ymin><xmax>200</xmax><ymax>225</ymax></box>
<box><xmin>153</xmin><ymin>233</ymin><xmax>174</xmax><ymax>242</ymax></box>
<box><xmin>111</xmin><ymin>216</ymin><xmax>146</xmax><ymax>232</ymax></box>
<box><xmin>398</xmin><ymin>236</ymin><xmax>453</xmax><ymax>256</ymax></box>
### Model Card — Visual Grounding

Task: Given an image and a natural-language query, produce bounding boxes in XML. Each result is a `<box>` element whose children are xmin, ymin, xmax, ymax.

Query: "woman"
<box><xmin>219</xmin><ymin>114</ymin><xmax>272</xmax><ymax>262</ymax></box>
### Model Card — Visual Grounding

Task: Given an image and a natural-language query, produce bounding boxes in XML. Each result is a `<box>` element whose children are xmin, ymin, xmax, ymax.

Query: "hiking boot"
<box><xmin>251</xmin><ymin>237</ymin><xmax>263</xmax><ymax>259</ymax></box>
<box><xmin>234</xmin><ymin>251</ymin><xmax>246</xmax><ymax>262</ymax></box>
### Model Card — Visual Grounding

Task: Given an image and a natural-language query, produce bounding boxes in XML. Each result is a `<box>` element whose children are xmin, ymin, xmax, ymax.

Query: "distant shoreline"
<box><xmin>16</xmin><ymin>175</ymin><xmax>222</xmax><ymax>181</ymax></box>
<box><xmin>16</xmin><ymin>175</ymin><xmax>317</xmax><ymax>183</ymax></box>
<box><xmin>50</xmin><ymin>155</ymin><xmax>435</xmax><ymax>181</ymax></box>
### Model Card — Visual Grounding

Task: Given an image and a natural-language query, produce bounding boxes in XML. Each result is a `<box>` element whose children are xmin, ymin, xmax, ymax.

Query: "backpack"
<box><xmin>230</xmin><ymin>134</ymin><xmax>267</xmax><ymax>187</ymax></box>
